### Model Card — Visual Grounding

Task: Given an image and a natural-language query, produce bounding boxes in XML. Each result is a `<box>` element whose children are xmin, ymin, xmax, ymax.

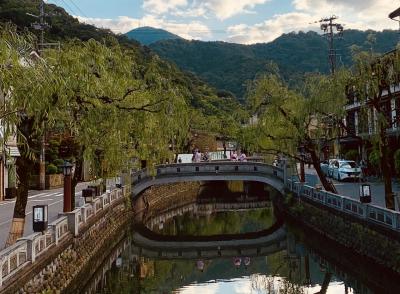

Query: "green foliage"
<box><xmin>369</xmin><ymin>149</ymin><xmax>380</xmax><ymax>168</ymax></box>
<box><xmin>46</xmin><ymin>163</ymin><xmax>58</xmax><ymax>175</ymax></box>
<box><xmin>157</xmin><ymin>208</ymin><xmax>274</xmax><ymax>236</ymax></box>
<box><xmin>240</xmin><ymin>70</ymin><xmax>349</xmax><ymax>192</ymax></box>
<box><xmin>46</xmin><ymin>139</ymin><xmax>61</xmax><ymax>164</ymax></box>
<box><xmin>344</xmin><ymin>150</ymin><xmax>359</xmax><ymax>161</ymax></box>
<box><xmin>149</xmin><ymin>30</ymin><xmax>399</xmax><ymax>99</ymax></box>
<box><xmin>53</xmin><ymin>158</ymin><xmax>64</xmax><ymax>173</ymax></box>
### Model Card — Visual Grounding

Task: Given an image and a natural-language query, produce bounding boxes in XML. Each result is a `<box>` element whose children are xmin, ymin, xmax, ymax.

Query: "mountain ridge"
<box><xmin>125</xmin><ymin>26</ymin><xmax>182</xmax><ymax>45</ymax></box>
<box><xmin>148</xmin><ymin>29</ymin><xmax>399</xmax><ymax>99</ymax></box>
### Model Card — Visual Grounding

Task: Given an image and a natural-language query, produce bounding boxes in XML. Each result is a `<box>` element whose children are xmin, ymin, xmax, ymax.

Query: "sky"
<box><xmin>46</xmin><ymin>0</ymin><xmax>400</xmax><ymax>44</ymax></box>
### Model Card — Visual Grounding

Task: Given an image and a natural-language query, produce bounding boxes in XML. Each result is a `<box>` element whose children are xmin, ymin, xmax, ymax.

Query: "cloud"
<box><xmin>142</xmin><ymin>0</ymin><xmax>188</xmax><ymax>15</ymax></box>
<box><xmin>201</xmin><ymin>0</ymin><xmax>271</xmax><ymax>20</ymax></box>
<box><xmin>76</xmin><ymin>15</ymin><xmax>211</xmax><ymax>40</ymax></box>
<box><xmin>227</xmin><ymin>12</ymin><xmax>314</xmax><ymax>44</ymax></box>
<box><xmin>144</xmin><ymin>0</ymin><xmax>271</xmax><ymax>20</ymax></box>
<box><xmin>226</xmin><ymin>0</ymin><xmax>398</xmax><ymax>44</ymax></box>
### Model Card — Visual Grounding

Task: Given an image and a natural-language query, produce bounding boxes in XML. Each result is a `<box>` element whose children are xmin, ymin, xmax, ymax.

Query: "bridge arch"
<box><xmin>131</xmin><ymin>162</ymin><xmax>286</xmax><ymax>198</ymax></box>
<box><xmin>131</xmin><ymin>221</ymin><xmax>287</xmax><ymax>260</ymax></box>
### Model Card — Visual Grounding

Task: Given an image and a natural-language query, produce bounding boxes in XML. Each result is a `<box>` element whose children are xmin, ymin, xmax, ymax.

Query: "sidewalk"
<box><xmin>0</xmin><ymin>180</ymin><xmax>119</xmax><ymax>248</ymax></box>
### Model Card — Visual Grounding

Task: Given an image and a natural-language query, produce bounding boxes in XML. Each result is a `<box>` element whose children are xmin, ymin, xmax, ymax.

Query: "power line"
<box><xmin>58</xmin><ymin>0</ymin><xmax>78</xmax><ymax>16</ymax></box>
<box><xmin>68</xmin><ymin>0</ymin><xmax>89</xmax><ymax>18</ymax></box>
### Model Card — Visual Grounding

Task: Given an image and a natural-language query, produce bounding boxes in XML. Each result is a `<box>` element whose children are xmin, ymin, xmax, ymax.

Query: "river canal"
<box><xmin>81</xmin><ymin>181</ymin><xmax>400</xmax><ymax>294</ymax></box>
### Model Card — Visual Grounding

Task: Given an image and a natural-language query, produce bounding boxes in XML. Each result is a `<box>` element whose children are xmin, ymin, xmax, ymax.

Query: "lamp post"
<box><xmin>61</xmin><ymin>161</ymin><xmax>73</xmax><ymax>212</ymax></box>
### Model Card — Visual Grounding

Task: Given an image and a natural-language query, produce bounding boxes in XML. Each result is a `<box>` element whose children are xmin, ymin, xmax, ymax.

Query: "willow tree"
<box><xmin>351</xmin><ymin>47</ymin><xmax>400</xmax><ymax>210</ymax></box>
<box><xmin>242</xmin><ymin>71</ymin><xmax>349</xmax><ymax>193</ymax></box>
<box><xmin>0</xmin><ymin>26</ymin><xmax>190</xmax><ymax>245</ymax></box>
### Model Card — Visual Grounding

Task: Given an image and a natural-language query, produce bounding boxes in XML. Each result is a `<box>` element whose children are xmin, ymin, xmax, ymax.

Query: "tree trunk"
<box><xmin>5</xmin><ymin>118</ymin><xmax>35</xmax><ymax>247</ymax></box>
<box><xmin>309</xmin><ymin>149</ymin><xmax>337</xmax><ymax>194</ymax></box>
<box><xmin>380</xmin><ymin>128</ymin><xmax>394</xmax><ymax>210</ymax></box>
<box><xmin>317</xmin><ymin>272</ymin><xmax>332</xmax><ymax>294</ymax></box>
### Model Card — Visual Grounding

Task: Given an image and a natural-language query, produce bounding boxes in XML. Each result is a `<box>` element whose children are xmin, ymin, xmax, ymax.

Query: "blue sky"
<box><xmin>47</xmin><ymin>0</ymin><xmax>398</xmax><ymax>44</ymax></box>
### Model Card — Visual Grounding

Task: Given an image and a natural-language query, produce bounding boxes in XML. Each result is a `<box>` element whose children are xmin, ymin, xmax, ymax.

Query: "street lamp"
<box><xmin>60</xmin><ymin>161</ymin><xmax>74</xmax><ymax>212</ymax></box>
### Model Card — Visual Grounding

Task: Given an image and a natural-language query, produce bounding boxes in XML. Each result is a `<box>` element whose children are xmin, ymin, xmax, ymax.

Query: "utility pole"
<box><xmin>314</xmin><ymin>16</ymin><xmax>344</xmax><ymax>159</ymax></box>
<box><xmin>28</xmin><ymin>1</ymin><xmax>51</xmax><ymax>190</ymax></box>
<box><xmin>317</xmin><ymin>16</ymin><xmax>344</xmax><ymax>75</ymax></box>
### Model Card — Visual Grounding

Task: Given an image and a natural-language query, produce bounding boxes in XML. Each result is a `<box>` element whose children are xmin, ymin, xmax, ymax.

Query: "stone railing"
<box><xmin>287</xmin><ymin>179</ymin><xmax>400</xmax><ymax>232</ymax></box>
<box><xmin>0</xmin><ymin>185</ymin><xmax>129</xmax><ymax>288</ymax></box>
<box><xmin>131</xmin><ymin>162</ymin><xmax>284</xmax><ymax>193</ymax></box>
<box><xmin>197</xmin><ymin>201</ymin><xmax>270</xmax><ymax>212</ymax></box>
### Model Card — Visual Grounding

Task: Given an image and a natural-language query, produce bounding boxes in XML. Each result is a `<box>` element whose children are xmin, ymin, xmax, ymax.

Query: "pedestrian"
<box><xmin>233</xmin><ymin>257</ymin><xmax>241</xmax><ymax>269</ymax></box>
<box><xmin>203</xmin><ymin>151</ymin><xmax>210</xmax><ymax>162</ymax></box>
<box><xmin>195</xmin><ymin>150</ymin><xmax>202</xmax><ymax>163</ymax></box>
<box><xmin>223</xmin><ymin>142</ymin><xmax>227</xmax><ymax>159</ymax></box>
<box><xmin>230</xmin><ymin>150</ymin><xmax>238</xmax><ymax>161</ymax></box>
<box><xmin>178</xmin><ymin>157</ymin><xmax>182</xmax><ymax>164</ymax></box>
<box><xmin>239</xmin><ymin>151</ymin><xmax>247</xmax><ymax>162</ymax></box>
<box><xmin>191</xmin><ymin>149</ymin><xmax>197</xmax><ymax>163</ymax></box>
<box><xmin>196</xmin><ymin>260</ymin><xmax>205</xmax><ymax>272</ymax></box>
<box><xmin>244</xmin><ymin>257</ymin><xmax>251</xmax><ymax>269</ymax></box>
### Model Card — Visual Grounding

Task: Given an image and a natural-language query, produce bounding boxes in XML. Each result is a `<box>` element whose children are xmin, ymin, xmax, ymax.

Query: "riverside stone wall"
<box><xmin>133</xmin><ymin>182</ymin><xmax>201</xmax><ymax>222</ymax></box>
<box><xmin>278</xmin><ymin>193</ymin><xmax>400</xmax><ymax>275</ymax></box>
<box><xmin>14</xmin><ymin>201</ymin><xmax>132</xmax><ymax>293</ymax></box>
<box><xmin>0</xmin><ymin>185</ymin><xmax>131</xmax><ymax>294</ymax></box>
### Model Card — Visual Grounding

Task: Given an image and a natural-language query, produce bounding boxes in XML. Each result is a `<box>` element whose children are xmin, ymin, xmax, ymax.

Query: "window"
<box><xmin>340</xmin><ymin>161</ymin><xmax>358</xmax><ymax>168</ymax></box>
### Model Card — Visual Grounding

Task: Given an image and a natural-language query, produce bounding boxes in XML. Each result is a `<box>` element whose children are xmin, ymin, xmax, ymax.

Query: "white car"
<box><xmin>331</xmin><ymin>160</ymin><xmax>362</xmax><ymax>181</ymax></box>
<box><xmin>320</xmin><ymin>160</ymin><xmax>329</xmax><ymax>176</ymax></box>
<box><xmin>326</xmin><ymin>159</ymin><xmax>338</xmax><ymax>178</ymax></box>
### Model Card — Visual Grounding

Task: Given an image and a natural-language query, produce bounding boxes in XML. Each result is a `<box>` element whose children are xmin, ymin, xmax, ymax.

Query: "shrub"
<box><xmin>369</xmin><ymin>149</ymin><xmax>380</xmax><ymax>168</ymax></box>
<box><xmin>344</xmin><ymin>149</ymin><xmax>358</xmax><ymax>161</ymax></box>
<box><xmin>53</xmin><ymin>159</ymin><xmax>65</xmax><ymax>173</ymax></box>
<box><xmin>46</xmin><ymin>163</ymin><xmax>58</xmax><ymax>175</ymax></box>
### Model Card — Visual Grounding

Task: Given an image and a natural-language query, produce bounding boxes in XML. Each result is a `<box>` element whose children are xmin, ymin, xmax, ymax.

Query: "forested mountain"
<box><xmin>150</xmin><ymin>30</ymin><xmax>399</xmax><ymax>99</ymax></box>
<box><xmin>125</xmin><ymin>26</ymin><xmax>182</xmax><ymax>45</ymax></box>
<box><xmin>0</xmin><ymin>0</ymin><xmax>248</xmax><ymax>134</ymax></box>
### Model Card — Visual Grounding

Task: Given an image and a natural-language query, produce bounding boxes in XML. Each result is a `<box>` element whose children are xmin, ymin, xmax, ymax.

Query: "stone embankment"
<box><xmin>0</xmin><ymin>185</ymin><xmax>131</xmax><ymax>294</ymax></box>
<box><xmin>133</xmin><ymin>182</ymin><xmax>200</xmax><ymax>223</ymax></box>
<box><xmin>278</xmin><ymin>191</ymin><xmax>400</xmax><ymax>275</ymax></box>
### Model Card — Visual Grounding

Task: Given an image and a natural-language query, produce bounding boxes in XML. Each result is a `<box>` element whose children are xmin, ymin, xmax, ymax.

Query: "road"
<box><xmin>302</xmin><ymin>166</ymin><xmax>398</xmax><ymax>208</ymax></box>
<box><xmin>0</xmin><ymin>179</ymin><xmax>120</xmax><ymax>248</ymax></box>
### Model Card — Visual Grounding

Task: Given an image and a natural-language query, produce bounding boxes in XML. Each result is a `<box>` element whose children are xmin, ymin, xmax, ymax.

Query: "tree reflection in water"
<box><xmin>251</xmin><ymin>274</ymin><xmax>306</xmax><ymax>294</ymax></box>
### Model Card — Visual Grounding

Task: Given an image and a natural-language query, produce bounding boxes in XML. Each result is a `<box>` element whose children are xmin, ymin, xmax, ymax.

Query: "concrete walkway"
<box><xmin>0</xmin><ymin>179</ymin><xmax>119</xmax><ymax>248</ymax></box>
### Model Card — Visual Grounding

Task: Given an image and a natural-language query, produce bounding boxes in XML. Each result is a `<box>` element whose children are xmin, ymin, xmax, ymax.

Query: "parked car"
<box><xmin>327</xmin><ymin>159</ymin><xmax>338</xmax><ymax>178</ymax></box>
<box><xmin>331</xmin><ymin>160</ymin><xmax>362</xmax><ymax>181</ymax></box>
<box><xmin>320</xmin><ymin>160</ymin><xmax>329</xmax><ymax>176</ymax></box>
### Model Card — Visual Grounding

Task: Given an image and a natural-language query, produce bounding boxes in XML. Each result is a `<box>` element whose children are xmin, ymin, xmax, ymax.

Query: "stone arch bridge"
<box><xmin>131</xmin><ymin>162</ymin><xmax>286</xmax><ymax>198</ymax></box>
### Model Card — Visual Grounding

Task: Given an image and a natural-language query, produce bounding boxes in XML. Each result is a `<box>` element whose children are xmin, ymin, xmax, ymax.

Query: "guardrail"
<box><xmin>288</xmin><ymin>179</ymin><xmax>400</xmax><ymax>232</ymax></box>
<box><xmin>0</xmin><ymin>185</ymin><xmax>129</xmax><ymax>288</ymax></box>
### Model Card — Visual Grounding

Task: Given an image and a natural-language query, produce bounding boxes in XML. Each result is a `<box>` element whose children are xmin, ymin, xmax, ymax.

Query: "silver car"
<box><xmin>331</xmin><ymin>160</ymin><xmax>362</xmax><ymax>181</ymax></box>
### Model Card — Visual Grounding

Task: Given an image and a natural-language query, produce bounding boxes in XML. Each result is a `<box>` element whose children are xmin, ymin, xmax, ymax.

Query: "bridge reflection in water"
<box><xmin>82</xmin><ymin>181</ymin><xmax>400</xmax><ymax>294</ymax></box>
